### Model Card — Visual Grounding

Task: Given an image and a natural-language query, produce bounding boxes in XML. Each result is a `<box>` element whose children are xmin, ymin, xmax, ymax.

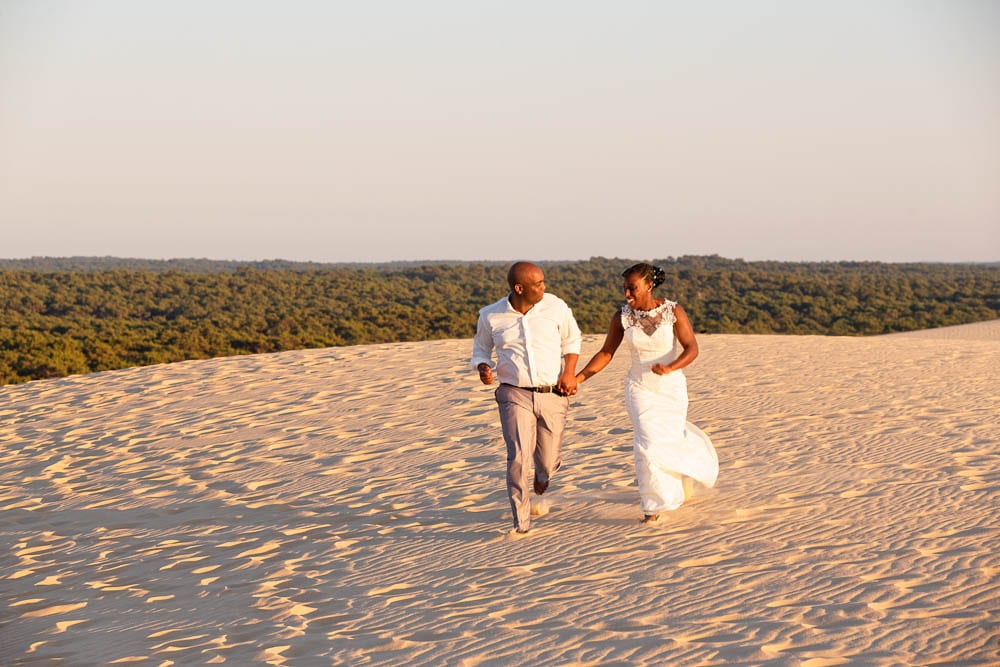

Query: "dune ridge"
<box><xmin>2</xmin><ymin>321</ymin><xmax>998</xmax><ymax>665</ymax></box>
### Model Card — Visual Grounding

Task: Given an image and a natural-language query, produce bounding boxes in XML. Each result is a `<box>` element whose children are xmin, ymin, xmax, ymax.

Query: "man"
<box><xmin>471</xmin><ymin>261</ymin><xmax>582</xmax><ymax>534</ymax></box>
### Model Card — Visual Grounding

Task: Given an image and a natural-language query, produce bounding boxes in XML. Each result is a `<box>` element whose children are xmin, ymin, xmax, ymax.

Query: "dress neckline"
<box><xmin>622</xmin><ymin>300</ymin><xmax>677</xmax><ymax>337</ymax></box>
<box><xmin>625</xmin><ymin>300</ymin><xmax>668</xmax><ymax>316</ymax></box>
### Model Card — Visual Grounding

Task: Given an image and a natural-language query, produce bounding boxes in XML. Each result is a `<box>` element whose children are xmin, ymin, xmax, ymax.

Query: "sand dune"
<box><xmin>1</xmin><ymin>322</ymin><xmax>998</xmax><ymax>665</ymax></box>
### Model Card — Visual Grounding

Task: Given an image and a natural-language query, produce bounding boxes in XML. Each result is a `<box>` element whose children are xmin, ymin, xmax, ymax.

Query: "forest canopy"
<box><xmin>1</xmin><ymin>256</ymin><xmax>998</xmax><ymax>385</ymax></box>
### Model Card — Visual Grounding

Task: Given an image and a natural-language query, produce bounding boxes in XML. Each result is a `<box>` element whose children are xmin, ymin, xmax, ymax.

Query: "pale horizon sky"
<box><xmin>1</xmin><ymin>1</ymin><xmax>998</xmax><ymax>264</ymax></box>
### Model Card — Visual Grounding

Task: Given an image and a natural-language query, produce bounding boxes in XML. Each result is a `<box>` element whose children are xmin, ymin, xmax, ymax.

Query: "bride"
<box><xmin>576</xmin><ymin>262</ymin><xmax>718</xmax><ymax>523</ymax></box>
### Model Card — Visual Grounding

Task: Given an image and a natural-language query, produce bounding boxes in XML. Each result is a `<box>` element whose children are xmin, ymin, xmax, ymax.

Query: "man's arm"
<box><xmin>471</xmin><ymin>312</ymin><xmax>496</xmax><ymax>385</ymax></box>
<box><xmin>557</xmin><ymin>305</ymin><xmax>583</xmax><ymax>395</ymax></box>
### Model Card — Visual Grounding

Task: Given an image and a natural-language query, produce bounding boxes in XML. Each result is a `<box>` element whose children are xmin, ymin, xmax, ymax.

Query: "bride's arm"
<box><xmin>651</xmin><ymin>304</ymin><xmax>699</xmax><ymax>375</ymax></box>
<box><xmin>576</xmin><ymin>310</ymin><xmax>625</xmax><ymax>384</ymax></box>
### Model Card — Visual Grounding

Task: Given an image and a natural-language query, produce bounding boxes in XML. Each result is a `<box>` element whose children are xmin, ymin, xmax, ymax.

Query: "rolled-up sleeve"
<box><xmin>561</xmin><ymin>306</ymin><xmax>582</xmax><ymax>357</ymax></box>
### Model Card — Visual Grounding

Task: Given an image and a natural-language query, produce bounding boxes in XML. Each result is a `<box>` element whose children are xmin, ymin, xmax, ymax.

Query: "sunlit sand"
<box><xmin>1</xmin><ymin>320</ymin><xmax>998</xmax><ymax>664</ymax></box>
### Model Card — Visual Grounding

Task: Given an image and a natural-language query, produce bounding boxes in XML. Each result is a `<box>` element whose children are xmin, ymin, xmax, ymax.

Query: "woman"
<box><xmin>576</xmin><ymin>262</ymin><xmax>718</xmax><ymax>522</ymax></box>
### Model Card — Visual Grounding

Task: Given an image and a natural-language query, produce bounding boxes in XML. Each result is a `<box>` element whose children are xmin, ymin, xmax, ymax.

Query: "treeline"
<box><xmin>0</xmin><ymin>256</ymin><xmax>474</xmax><ymax>273</ymax></box>
<box><xmin>1</xmin><ymin>256</ymin><xmax>997</xmax><ymax>385</ymax></box>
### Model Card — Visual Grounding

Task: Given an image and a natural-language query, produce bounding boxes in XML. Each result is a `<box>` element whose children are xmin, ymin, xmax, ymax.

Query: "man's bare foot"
<box><xmin>641</xmin><ymin>514</ymin><xmax>660</xmax><ymax>523</ymax></box>
<box><xmin>533</xmin><ymin>472</ymin><xmax>549</xmax><ymax>495</ymax></box>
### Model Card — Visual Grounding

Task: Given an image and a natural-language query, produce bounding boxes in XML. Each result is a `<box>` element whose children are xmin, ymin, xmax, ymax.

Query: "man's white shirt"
<box><xmin>471</xmin><ymin>293</ymin><xmax>582</xmax><ymax>388</ymax></box>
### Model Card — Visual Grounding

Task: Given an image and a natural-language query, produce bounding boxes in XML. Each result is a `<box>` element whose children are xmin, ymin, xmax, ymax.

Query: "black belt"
<box><xmin>503</xmin><ymin>383</ymin><xmax>559</xmax><ymax>394</ymax></box>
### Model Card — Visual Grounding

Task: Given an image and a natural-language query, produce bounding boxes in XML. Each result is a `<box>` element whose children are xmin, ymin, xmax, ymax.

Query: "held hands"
<box><xmin>478</xmin><ymin>364</ymin><xmax>581</xmax><ymax>396</ymax></box>
<box><xmin>557</xmin><ymin>371</ymin><xmax>578</xmax><ymax>397</ymax></box>
<box><xmin>650</xmin><ymin>364</ymin><xmax>674</xmax><ymax>376</ymax></box>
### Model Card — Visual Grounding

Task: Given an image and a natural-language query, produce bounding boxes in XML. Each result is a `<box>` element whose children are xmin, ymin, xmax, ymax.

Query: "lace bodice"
<box><xmin>621</xmin><ymin>300</ymin><xmax>680</xmax><ymax>382</ymax></box>
<box><xmin>621</xmin><ymin>301</ymin><xmax>677</xmax><ymax>337</ymax></box>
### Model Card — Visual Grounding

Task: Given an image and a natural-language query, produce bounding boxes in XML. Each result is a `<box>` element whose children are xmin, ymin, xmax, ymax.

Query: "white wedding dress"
<box><xmin>621</xmin><ymin>301</ymin><xmax>718</xmax><ymax>514</ymax></box>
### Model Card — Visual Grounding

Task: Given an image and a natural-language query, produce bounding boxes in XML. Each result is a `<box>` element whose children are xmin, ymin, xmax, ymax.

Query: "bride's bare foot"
<box><xmin>641</xmin><ymin>514</ymin><xmax>660</xmax><ymax>523</ymax></box>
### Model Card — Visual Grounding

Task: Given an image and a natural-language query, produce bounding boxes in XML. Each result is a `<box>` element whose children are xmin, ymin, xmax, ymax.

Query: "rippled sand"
<box><xmin>1</xmin><ymin>320</ymin><xmax>998</xmax><ymax>665</ymax></box>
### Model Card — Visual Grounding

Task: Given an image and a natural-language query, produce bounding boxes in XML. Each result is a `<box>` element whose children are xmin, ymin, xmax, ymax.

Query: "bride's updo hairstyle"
<box><xmin>622</xmin><ymin>262</ymin><xmax>666</xmax><ymax>289</ymax></box>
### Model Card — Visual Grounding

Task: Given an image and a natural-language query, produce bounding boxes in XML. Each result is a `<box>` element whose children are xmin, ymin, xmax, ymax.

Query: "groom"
<box><xmin>471</xmin><ymin>261</ymin><xmax>581</xmax><ymax>534</ymax></box>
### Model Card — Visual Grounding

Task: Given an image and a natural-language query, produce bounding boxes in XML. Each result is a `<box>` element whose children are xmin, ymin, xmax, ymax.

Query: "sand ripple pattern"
<box><xmin>1</xmin><ymin>323</ymin><xmax>998</xmax><ymax>665</ymax></box>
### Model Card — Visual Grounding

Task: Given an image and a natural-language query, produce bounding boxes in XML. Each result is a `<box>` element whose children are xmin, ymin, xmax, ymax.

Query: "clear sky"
<box><xmin>1</xmin><ymin>0</ymin><xmax>998</xmax><ymax>263</ymax></box>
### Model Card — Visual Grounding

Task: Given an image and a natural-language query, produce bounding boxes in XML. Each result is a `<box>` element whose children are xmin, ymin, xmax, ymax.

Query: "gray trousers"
<box><xmin>495</xmin><ymin>383</ymin><xmax>569</xmax><ymax>531</ymax></box>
